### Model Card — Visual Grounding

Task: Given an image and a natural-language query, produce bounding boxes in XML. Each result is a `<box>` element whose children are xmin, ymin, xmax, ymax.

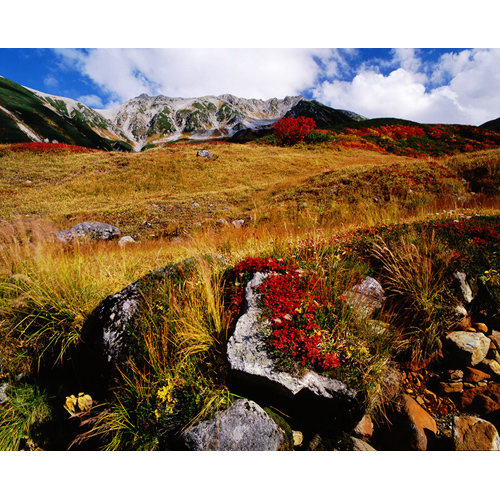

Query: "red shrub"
<box><xmin>8</xmin><ymin>142</ymin><xmax>97</xmax><ymax>153</ymax></box>
<box><xmin>272</xmin><ymin>116</ymin><xmax>316</xmax><ymax>145</ymax></box>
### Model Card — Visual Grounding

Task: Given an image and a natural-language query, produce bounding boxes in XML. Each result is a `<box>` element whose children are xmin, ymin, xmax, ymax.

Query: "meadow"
<box><xmin>1</xmin><ymin>131</ymin><xmax>500</xmax><ymax>450</ymax></box>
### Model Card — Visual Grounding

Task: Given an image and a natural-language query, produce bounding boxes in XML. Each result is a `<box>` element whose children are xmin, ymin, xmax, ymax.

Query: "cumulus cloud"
<box><xmin>52</xmin><ymin>47</ymin><xmax>500</xmax><ymax>125</ymax></box>
<box><xmin>53</xmin><ymin>48</ymin><xmax>322</xmax><ymax>106</ymax></box>
<box><xmin>313</xmin><ymin>48</ymin><xmax>500</xmax><ymax>125</ymax></box>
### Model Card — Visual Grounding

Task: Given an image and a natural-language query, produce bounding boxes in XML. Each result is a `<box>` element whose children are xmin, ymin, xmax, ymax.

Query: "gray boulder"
<box><xmin>56</xmin><ymin>222</ymin><xmax>121</xmax><ymax>243</ymax></box>
<box><xmin>81</xmin><ymin>258</ymin><xmax>199</xmax><ymax>366</ymax></box>
<box><xmin>343</xmin><ymin>276</ymin><xmax>386</xmax><ymax>319</ymax></box>
<box><xmin>197</xmin><ymin>149</ymin><xmax>213</xmax><ymax>159</ymax></box>
<box><xmin>227</xmin><ymin>272</ymin><xmax>359</xmax><ymax>429</ymax></box>
<box><xmin>182</xmin><ymin>399</ymin><xmax>290</xmax><ymax>451</ymax></box>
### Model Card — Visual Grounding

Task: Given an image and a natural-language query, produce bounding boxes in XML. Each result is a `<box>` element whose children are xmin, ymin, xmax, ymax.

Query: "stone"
<box><xmin>343</xmin><ymin>276</ymin><xmax>386</xmax><ymax>320</ymax></box>
<box><xmin>292</xmin><ymin>430</ymin><xmax>303</xmax><ymax>447</ymax></box>
<box><xmin>452</xmin><ymin>304</ymin><xmax>471</xmax><ymax>330</ymax></box>
<box><xmin>232</xmin><ymin>219</ymin><xmax>245</xmax><ymax>228</ymax></box>
<box><xmin>375</xmin><ymin>395</ymin><xmax>437</xmax><ymax>451</ymax></box>
<box><xmin>474</xmin><ymin>323</ymin><xmax>489</xmax><ymax>334</ymax></box>
<box><xmin>351</xmin><ymin>436</ymin><xmax>377</xmax><ymax>451</ymax></box>
<box><xmin>118</xmin><ymin>236</ymin><xmax>135</xmax><ymax>247</ymax></box>
<box><xmin>0</xmin><ymin>382</ymin><xmax>8</xmax><ymax>404</ymax></box>
<box><xmin>196</xmin><ymin>149</ymin><xmax>213</xmax><ymax>159</ymax></box>
<box><xmin>490</xmin><ymin>331</ymin><xmax>500</xmax><ymax>350</ymax></box>
<box><xmin>438</xmin><ymin>381</ymin><xmax>463</xmax><ymax>394</ymax></box>
<box><xmin>182</xmin><ymin>399</ymin><xmax>290</xmax><ymax>451</ymax></box>
<box><xmin>453</xmin><ymin>415</ymin><xmax>500</xmax><ymax>450</ymax></box>
<box><xmin>56</xmin><ymin>221</ymin><xmax>121</xmax><ymax>243</ymax></box>
<box><xmin>352</xmin><ymin>414</ymin><xmax>374</xmax><ymax>440</ymax></box>
<box><xmin>443</xmin><ymin>331</ymin><xmax>491</xmax><ymax>366</ymax></box>
<box><xmin>216</xmin><ymin>218</ymin><xmax>229</xmax><ymax>226</ymax></box>
<box><xmin>478</xmin><ymin>358</ymin><xmax>500</xmax><ymax>376</ymax></box>
<box><xmin>453</xmin><ymin>271</ymin><xmax>473</xmax><ymax>304</ymax></box>
<box><xmin>226</xmin><ymin>272</ymin><xmax>359</xmax><ymax>429</ymax></box>
<box><xmin>464</xmin><ymin>367</ymin><xmax>491</xmax><ymax>383</ymax></box>
<box><xmin>460</xmin><ymin>384</ymin><xmax>500</xmax><ymax>414</ymax></box>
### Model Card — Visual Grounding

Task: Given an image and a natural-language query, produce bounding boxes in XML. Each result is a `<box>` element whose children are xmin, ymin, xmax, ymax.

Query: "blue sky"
<box><xmin>1</xmin><ymin>3</ymin><xmax>498</xmax><ymax>126</ymax></box>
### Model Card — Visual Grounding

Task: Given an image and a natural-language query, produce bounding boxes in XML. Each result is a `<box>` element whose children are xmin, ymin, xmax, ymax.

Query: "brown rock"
<box><xmin>400</xmin><ymin>395</ymin><xmax>437</xmax><ymax>450</ymax></box>
<box><xmin>458</xmin><ymin>383</ymin><xmax>500</xmax><ymax>414</ymax></box>
<box><xmin>351</xmin><ymin>436</ymin><xmax>377</xmax><ymax>451</ymax></box>
<box><xmin>474</xmin><ymin>323</ymin><xmax>489</xmax><ymax>334</ymax></box>
<box><xmin>352</xmin><ymin>414</ymin><xmax>374</xmax><ymax>440</ymax></box>
<box><xmin>438</xmin><ymin>381</ymin><xmax>464</xmax><ymax>394</ymax></box>
<box><xmin>464</xmin><ymin>367</ymin><xmax>491</xmax><ymax>383</ymax></box>
<box><xmin>489</xmin><ymin>331</ymin><xmax>500</xmax><ymax>349</ymax></box>
<box><xmin>478</xmin><ymin>358</ymin><xmax>500</xmax><ymax>376</ymax></box>
<box><xmin>453</xmin><ymin>415</ymin><xmax>500</xmax><ymax>450</ymax></box>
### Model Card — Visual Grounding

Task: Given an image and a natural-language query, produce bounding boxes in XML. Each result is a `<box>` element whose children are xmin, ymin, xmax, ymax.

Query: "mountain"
<box><xmin>0</xmin><ymin>75</ymin><xmax>366</xmax><ymax>151</ymax></box>
<box><xmin>0</xmin><ymin>76</ymin><xmax>116</xmax><ymax>150</ymax></box>
<box><xmin>480</xmin><ymin>117</ymin><xmax>500</xmax><ymax>133</ymax></box>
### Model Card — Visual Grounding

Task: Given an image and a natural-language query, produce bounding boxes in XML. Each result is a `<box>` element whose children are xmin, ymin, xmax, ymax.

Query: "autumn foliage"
<box><xmin>272</xmin><ymin>116</ymin><xmax>316</xmax><ymax>145</ymax></box>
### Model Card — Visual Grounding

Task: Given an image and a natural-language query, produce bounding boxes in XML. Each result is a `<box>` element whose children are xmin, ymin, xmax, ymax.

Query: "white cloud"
<box><xmin>54</xmin><ymin>48</ymin><xmax>322</xmax><ymax>105</ymax></box>
<box><xmin>314</xmin><ymin>49</ymin><xmax>500</xmax><ymax>125</ymax></box>
<box><xmin>78</xmin><ymin>94</ymin><xmax>104</xmax><ymax>108</ymax></box>
<box><xmin>52</xmin><ymin>48</ymin><xmax>500</xmax><ymax>125</ymax></box>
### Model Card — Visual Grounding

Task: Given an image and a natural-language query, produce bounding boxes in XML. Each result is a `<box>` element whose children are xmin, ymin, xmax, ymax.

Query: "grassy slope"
<box><xmin>1</xmin><ymin>141</ymin><xmax>466</xmax><ymax>240</ymax></box>
<box><xmin>0</xmin><ymin>77</ymin><xmax>113</xmax><ymax>150</ymax></box>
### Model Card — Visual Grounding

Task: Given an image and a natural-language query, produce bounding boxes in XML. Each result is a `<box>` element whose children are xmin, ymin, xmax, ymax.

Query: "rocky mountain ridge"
<box><xmin>0</xmin><ymin>75</ymin><xmax>365</xmax><ymax>151</ymax></box>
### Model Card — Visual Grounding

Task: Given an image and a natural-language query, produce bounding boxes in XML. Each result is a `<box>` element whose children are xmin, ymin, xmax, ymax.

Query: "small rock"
<box><xmin>438</xmin><ymin>381</ymin><xmax>463</xmax><ymax>394</ymax></box>
<box><xmin>453</xmin><ymin>271</ymin><xmax>473</xmax><ymax>303</ymax></box>
<box><xmin>453</xmin><ymin>415</ymin><xmax>500</xmax><ymax>450</ymax></box>
<box><xmin>56</xmin><ymin>221</ymin><xmax>121</xmax><ymax>243</ymax></box>
<box><xmin>232</xmin><ymin>219</ymin><xmax>245</xmax><ymax>228</ymax></box>
<box><xmin>449</xmin><ymin>369</ymin><xmax>464</xmax><ymax>381</ymax></box>
<box><xmin>478</xmin><ymin>358</ymin><xmax>500</xmax><ymax>376</ymax></box>
<box><xmin>343</xmin><ymin>277</ymin><xmax>386</xmax><ymax>320</ymax></box>
<box><xmin>474</xmin><ymin>323</ymin><xmax>489</xmax><ymax>334</ymax></box>
<box><xmin>118</xmin><ymin>236</ymin><xmax>135</xmax><ymax>247</ymax></box>
<box><xmin>196</xmin><ymin>149</ymin><xmax>213</xmax><ymax>159</ymax></box>
<box><xmin>352</xmin><ymin>414</ymin><xmax>374</xmax><ymax>440</ymax></box>
<box><xmin>216</xmin><ymin>218</ymin><xmax>229</xmax><ymax>226</ymax></box>
<box><xmin>351</xmin><ymin>436</ymin><xmax>377</xmax><ymax>451</ymax></box>
<box><xmin>292</xmin><ymin>430</ymin><xmax>303</xmax><ymax>447</ymax></box>
<box><xmin>0</xmin><ymin>382</ymin><xmax>8</xmax><ymax>404</ymax></box>
<box><xmin>464</xmin><ymin>367</ymin><xmax>491</xmax><ymax>383</ymax></box>
<box><xmin>490</xmin><ymin>331</ymin><xmax>500</xmax><ymax>350</ymax></box>
<box><xmin>444</xmin><ymin>331</ymin><xmax>491</xmax><ymax>366</ymax></box>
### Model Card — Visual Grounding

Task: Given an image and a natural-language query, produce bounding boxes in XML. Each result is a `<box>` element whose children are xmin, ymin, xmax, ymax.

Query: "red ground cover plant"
<box><xmin>227</xmin><ymin>256</ymin><xmax>341</xmax><ymax>371</ymax></box>
<box><xmin>8</xmin><ymin>142</ymin><xmax>97</xmax><ymax>153</ymax></box>
<box><xmin>272</xmin><ymin>116</ymin><xmax>316</xmax><ymax>145</ymax></box>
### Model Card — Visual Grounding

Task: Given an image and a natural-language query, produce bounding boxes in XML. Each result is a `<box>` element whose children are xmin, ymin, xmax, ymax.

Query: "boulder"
<box><xmin>453</xmin><ymin>415</ymin><xmax>500</xmax><ymax>450</ymax></box>
<box><xmin>453</xmin><ymin>271</ymin><xmax>473</xmax><ymax>304</ymax></box>
<box><xmin>56</xmin><ymin>222</ymin><xmax>121</xmax><ymax>243</ymax></box>
<box><xmin>182</xmin><ymin>399</ymin><xmax>290</xmax><ymax>451</ymax></box>
<box><xmin>343</xmin><ymin>276</ymin><xmax>386</xmax><ymax>319</ymax></box>
<box><xmin>196</xmin><ymin>149</ymin><xmax>213</xmax><ymax>159</ymax></box>
<box><xmin>227</xmin><ymin>272</ymin><xmax>360</xmax><ymax>430</ymax></box>
<box><xmin>374</xmin><ymin>395</ymin><xmax>437</xmax><ymax>450</ymax></box>
<box><xmin>443</xmin><ymin>331</ymin><xmax>491</xmax><ymax>366</ymax></box>
<box><xmin>464</xmin><ymin>367</ymin><xmax>491</xmax><ymax>383</ymax></box>
<box><xmin>458</xmin><ymin>383</ymin><xmax>500</xmax><ymax>414</ymax></box>
<box><xmin>351</xmin><ymin>436</ymin><xmax>377</xmax><ymax>451</ymax></box>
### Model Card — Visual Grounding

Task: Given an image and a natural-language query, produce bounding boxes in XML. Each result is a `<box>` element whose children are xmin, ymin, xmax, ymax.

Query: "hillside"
<box><xmin>0</xmin><ymin>77</ymin><xmax>114</xmax><ymax>150</ymax></box>
<box><xmin>0</xmin><ymin>76</ymin><xmax>366</xmax><ymax>151</ymax></box>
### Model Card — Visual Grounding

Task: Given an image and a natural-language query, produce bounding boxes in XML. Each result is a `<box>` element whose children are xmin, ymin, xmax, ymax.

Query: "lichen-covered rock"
<box><xmin>453</xmin><ymin>415</ymin><xmax>500</xmax><ymax>450</ymax></box>
<box><xmin>343</xmin><ymin>276</ymin><xmax>386</xmax><ymax>319</ymax></box>
<box><xmin>444</xmin><ymin>331</ymin><xmax>491</xmax><ymax>366</ymax></box>
<box><xmin>227</xmin><ymin>272</ymin><xmax>357</xmax><ymax>400</ymax></box>
<box><xmin>196</xmin><ymin>149</ymin><xmax>213</xmax><ymax>159</ymax></box>
<box><xmin>182</xmin><ymin>399</ymin><xmax>290</xmax><ymax>451</ymax></box>
<box><xmin>227</xmin><ymin>272</ymin><xmax>360</xmax><ymax>432</ymax></box>
<box><xmin>56</xmin><ymin>221</ymin><xmax>121</xmax><ymax>243</ymax></box>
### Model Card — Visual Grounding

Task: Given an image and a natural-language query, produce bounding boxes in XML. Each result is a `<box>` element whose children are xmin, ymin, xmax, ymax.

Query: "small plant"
<box><xmin>272</xmin><ymin>116</ymin><xmax>316</xmax><ymax>146</ymax></box>
<box><xmin>0</xmin><ymin>382</ymin><xmax>52</xmax><ymax>450</ymax></box>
